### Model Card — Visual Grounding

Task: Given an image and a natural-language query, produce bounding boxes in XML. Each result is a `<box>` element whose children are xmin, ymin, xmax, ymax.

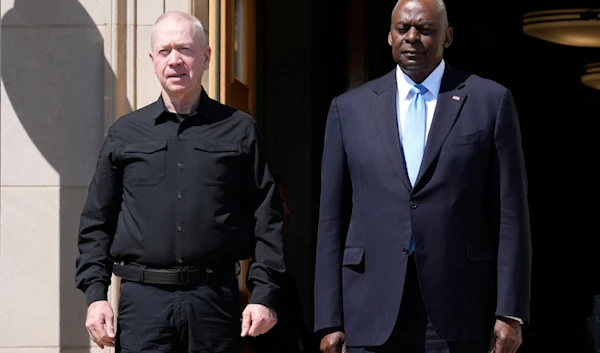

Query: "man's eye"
<box><xmin>159</xmin><ymin>49</ymin><xmax>169</xmax><ymax>56</ymax></box>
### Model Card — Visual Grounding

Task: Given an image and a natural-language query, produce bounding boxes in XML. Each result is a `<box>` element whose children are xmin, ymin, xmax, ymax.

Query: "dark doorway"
<box><xmin>257</xmin><ymin>1</ymin><xmax>600</xmax><ymax>352</ymax></box>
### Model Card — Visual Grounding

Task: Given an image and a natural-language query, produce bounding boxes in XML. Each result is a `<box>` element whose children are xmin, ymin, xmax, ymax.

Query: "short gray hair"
<box><xmin>435</xmin><ymin>0</ymin><xmax>446</xmax><ymax>11</ymax></box>
<box><xmin>392</xmin><ymin>0</ymin><xmax>447</xmax><ymax>19</ymax></box>
<box><xmin>150</xmin><ymin>11</ymin><xmax>207</xmax><ymax>50</ymax></box>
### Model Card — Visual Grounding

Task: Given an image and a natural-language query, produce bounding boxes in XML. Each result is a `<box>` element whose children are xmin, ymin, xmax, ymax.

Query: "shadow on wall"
<box><xmin>2</xmin><ymin>1</ymin><xmax>130</xmax><ymax>351</ymax></box>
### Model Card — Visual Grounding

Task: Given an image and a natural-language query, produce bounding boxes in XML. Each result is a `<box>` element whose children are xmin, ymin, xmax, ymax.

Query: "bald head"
<box><xmin>150</xmin><ymin>11</ymin><xmax>207</xmax><ymax>49</ymax></box>
<box><xmin>392</xmin><ymin>0</ymin><xmax>448</xmax><ymax>27</ymax></box>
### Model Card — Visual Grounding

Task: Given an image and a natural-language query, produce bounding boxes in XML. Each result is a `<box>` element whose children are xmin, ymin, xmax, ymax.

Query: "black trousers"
<box><xmin>349</xmin><ymin>259</ymin><xmax>491</xmax><ymax>353</ymax></box>
<box><xmin>116</xmin><ymin>274</ymin><xmax>241</xmax><ymax>353</ymax></box>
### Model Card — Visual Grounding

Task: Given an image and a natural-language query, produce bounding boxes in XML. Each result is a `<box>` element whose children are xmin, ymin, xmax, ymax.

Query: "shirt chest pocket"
<box><xmin>193</xmin><ymin>140</ymin><xmax>242</xmax><ymax>186</ymax></box>
<box><xmin>123</xmin><ymin>140</ymin><xmax>168</xmax><ymax>186</ymax></box>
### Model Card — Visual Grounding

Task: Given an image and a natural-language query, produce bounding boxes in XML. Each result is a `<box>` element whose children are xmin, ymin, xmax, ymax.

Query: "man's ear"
<box><xmin>388</xmin><ymin>31</ymin><xmax>393</xmax><ymax>46</ymax></box>
<box><xmin>203</xmin><ymin>47</ymin><xmax>212</xmax><ymax>68</ymax></box>
<box><xmin>444</xmin><ymin>26</ymin><xmax>454</xmax><ymax>48</ymax></box>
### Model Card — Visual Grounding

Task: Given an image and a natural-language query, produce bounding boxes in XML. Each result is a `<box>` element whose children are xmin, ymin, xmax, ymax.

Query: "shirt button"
<box><xmin>178</xmin><ymin>258</ymin><xmax>184</xmax><ymax>264</ymax></box>
<box><xmin>178</xmin><ymin>162</ymin><xmax>183</xmax><ymax>168</ymax></box>
<box><xmin>179</xmin><ymin>134</ymin><xmax>184</xmax><ymax>138</ymax></box>
<box><xmin>410</xmin><ymin>201</ymin><xmax>418</xmax><ymax>209</ymax></box>
<box><xmin>177</xmin><ymin>226</ymin><xmax>183</xmax><ymax>232</ymax></box>
<box><xmin>178</xmin><ymin>194</ymin><xmax>183</xmax><ymax>200</ymax></box>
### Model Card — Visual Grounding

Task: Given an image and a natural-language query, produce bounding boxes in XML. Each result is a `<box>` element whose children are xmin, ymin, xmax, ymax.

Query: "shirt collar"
<box><xmin>396</xmin><ymin>59</ymin><xmax>445</xmax><ymax>100</ymax></box>
<box><xmin>151</xmin><ymin>88</ymin><xmax>213</xmax><ymax>122</ymax></box>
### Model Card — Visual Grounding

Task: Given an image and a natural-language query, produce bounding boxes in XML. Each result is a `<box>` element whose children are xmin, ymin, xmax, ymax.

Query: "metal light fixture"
<box><xmin>582</xmin><ymin>63</ymin><xmax>600</xmax><ymax>90</ymax></box>
<box><xmin>523</xmin><ymin>9</ymin><xmax>600</xmax><ymax>47</ymax></box>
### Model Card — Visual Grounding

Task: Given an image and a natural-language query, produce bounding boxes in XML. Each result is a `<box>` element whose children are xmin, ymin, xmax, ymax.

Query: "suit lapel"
<box><xmin>416</xmin><ymin>66</ymin><xmax>469</xmax><ymax>185</ymax></box>
<box><xmin>371</xmin><ymin>70</ymin><xmax>412</xmax><ymax>192</ymax></box>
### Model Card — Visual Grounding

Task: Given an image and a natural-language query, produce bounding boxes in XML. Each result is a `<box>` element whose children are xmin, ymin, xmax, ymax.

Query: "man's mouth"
<box><xmin>168</xmin><ymin>73</ymin><xmax>186</xmax><ymax>79</ymax></box>
<box><xmin>402</xmin><ymin>50</ymin><xmax>423</xmax><ymax>55</ymax></box>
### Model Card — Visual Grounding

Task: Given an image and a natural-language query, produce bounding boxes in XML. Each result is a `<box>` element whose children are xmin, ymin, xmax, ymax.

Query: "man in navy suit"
<box><xmin>314</xmin><ymin>0</ymin><xmax>532</xmax><ymax>352</ymax></box>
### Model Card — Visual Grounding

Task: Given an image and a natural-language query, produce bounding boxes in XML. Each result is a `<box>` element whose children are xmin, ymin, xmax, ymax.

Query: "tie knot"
<box><xmin>411</xmin><ymin>84</ymin><xmax>427</xmax><ymax>96</ymax></box>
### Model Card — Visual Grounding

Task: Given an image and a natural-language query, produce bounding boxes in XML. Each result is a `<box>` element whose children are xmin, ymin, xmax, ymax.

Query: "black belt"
<box><xmin>113</xmin><ymin>263</ymin><xmax>209</xmax><ymax>285</ymax></box>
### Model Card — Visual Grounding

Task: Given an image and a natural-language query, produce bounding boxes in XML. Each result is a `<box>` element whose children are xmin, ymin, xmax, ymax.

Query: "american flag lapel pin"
<box><xmin>452</xmin><ymin>95</ymin><xmax>460</xmax><ymax>101</ymax></box>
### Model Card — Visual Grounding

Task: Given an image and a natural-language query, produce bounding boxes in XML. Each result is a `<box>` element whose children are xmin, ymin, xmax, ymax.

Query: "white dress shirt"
<box><xmin>396</xmin><ymin>59</ymin><xmax>445</xmax><ymax>144</ymax></box>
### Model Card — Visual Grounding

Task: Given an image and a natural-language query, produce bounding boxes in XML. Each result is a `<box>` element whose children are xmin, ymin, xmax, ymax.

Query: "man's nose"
<box><xmin>168</xmin><ymin>51</ymin><xmax>183</xmax><ymax>65</ymax></box>
<box><xmin>404</xmin><ymin>27</ymin><xmax>420</xmax><ymax>43</ymax></box>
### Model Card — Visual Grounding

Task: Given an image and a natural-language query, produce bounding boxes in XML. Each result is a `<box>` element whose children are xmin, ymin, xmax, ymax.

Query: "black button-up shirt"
<box><xmin>75</xmin><ymin>89</ymin><xmax>285</xmax><ymax>308</ymax></box>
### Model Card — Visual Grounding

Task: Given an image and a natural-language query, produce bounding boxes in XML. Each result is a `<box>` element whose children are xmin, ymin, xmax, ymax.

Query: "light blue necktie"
<box><xmin>403</xmin><ymin>84</ymin><xmax>427</xmax><ymax>254</ymax></box>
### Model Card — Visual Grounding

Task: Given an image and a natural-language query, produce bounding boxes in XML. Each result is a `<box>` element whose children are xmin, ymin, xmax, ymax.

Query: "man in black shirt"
<box><xmin>75</xmin><ymin>10</ymin><xmax>285</xmax><ymax>352</ymax></box>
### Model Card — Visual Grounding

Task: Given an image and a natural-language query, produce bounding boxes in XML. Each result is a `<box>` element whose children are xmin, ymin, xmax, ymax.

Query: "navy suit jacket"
<box><xmin>314</xmin><ymin>65</ymin><xmax>532</xmax><ymax>346</ymax></box>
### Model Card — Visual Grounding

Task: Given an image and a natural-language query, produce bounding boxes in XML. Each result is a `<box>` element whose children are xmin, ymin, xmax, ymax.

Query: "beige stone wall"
<box><xmin>0</xmin><ymin>0</ymin><xmax>210</xmax><ymax>352</ymax></box>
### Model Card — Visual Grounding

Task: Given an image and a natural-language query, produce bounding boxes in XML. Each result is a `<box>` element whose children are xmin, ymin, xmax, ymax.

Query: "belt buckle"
<box><xmin>177</xmin><ymin>268</ymin><xmax>189</xmax><ymax>285</ymax></box>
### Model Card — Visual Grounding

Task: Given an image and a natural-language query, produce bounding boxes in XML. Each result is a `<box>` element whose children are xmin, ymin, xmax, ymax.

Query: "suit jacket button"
<box><xmin>403</xmin><ymin>248</ymin><xmax>409</xmax><ymax>255</ymax></box>
<box><xmin>410</xmin><ymin>201</ymin><xmax>418</xmax><ymax>209</ymax></box>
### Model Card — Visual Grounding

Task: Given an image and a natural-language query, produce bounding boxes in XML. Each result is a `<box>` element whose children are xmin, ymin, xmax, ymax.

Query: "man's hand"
<box><xmin>240</xmin><ymin>304</ymin><xmax>278</xmax><ymax>337</ymax></box>
<box><xmin>85</xmin><ymin>300</ymin><xmax>116</xmax><ymax>349</ymax></box>
<box><xmin>491</xmin><ymin>317</ymin><xmax>522</xmax><ymax>353</ymax></box>
<box><xmin>320</xmin><ymin>329</ymin><xmax>347</xmax><ymax>353</ymax></box>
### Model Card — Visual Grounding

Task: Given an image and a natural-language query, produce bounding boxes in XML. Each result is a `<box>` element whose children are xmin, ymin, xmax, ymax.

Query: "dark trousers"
<box><xmin>116</xmin><ymin>274</ymin><xmax>241</xmax><ymax>353</ymax></box>
<box><xmin>349</xmin><ymin>259</ymin><xmax>490</xmax><ymax>353</ymax></box>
